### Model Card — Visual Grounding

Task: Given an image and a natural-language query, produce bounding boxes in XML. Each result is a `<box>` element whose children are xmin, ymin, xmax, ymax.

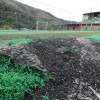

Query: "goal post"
<box><xmin>36</xmin><ymin>21</ymin><xmax>48</xmax><ymax>30</ymax></box>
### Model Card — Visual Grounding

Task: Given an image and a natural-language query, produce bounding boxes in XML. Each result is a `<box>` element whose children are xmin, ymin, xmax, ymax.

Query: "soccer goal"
<box><xmin>36</xmin><ymin>21</ymin><xmax>48</xmax><ymax>30</ymax></box>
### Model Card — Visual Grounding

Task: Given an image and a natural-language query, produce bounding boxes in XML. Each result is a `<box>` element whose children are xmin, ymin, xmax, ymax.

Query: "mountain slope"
<box><xmin>0</xmin><ymin>0</ymin><xmax>68</xmax><ymax>30</ymax></box>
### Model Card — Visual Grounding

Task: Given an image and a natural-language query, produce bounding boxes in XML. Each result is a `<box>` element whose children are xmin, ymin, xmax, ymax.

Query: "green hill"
<box><xmin>0</xmin><ymin>0</ymin><xmax>69</xmax><ymax>30</ymax></box>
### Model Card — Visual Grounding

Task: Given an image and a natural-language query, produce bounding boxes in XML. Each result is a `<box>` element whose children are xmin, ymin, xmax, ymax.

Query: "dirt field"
<box><xmin>23</xmin><ymin>38</ymin><xmax>100</xmax><ymax>100</ymax></box>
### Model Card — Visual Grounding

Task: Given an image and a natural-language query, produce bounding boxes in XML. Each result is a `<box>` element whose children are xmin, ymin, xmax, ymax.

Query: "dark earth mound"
<box><xmin>23</xmin><ymin>38</ymin><xmax>100</xmax><ymax>100</ymax></box>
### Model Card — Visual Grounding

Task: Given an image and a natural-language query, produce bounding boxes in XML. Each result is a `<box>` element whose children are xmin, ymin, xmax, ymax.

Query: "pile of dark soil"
<box><xmin>2</xmin><ymin>38</ymin><xmax>100</xmax><ymax>100</ymax></box>
<box><xmin>30</xmin><ymin>39</ymin><xmax>81</xmax><ymax>100</ymax></box>
<box><xmin>25</xmin><ymin>38</ymin><xmax>100</xmax><ymax>100</ymax></box>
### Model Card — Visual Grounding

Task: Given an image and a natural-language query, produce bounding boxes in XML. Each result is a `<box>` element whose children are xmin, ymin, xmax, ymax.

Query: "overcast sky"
<box><xmin>15</xmin><ymin>0</ymin><xmax>100</xmax><ymax>22</ymax></box>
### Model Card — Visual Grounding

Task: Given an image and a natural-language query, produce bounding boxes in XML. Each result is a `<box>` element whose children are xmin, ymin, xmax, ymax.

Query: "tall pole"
<box><xmin>36</xmin><ymin>21</ymin><xmax>38</xmax><ymax>30</ymax></box>
<box><xmin>81</xmin><ymin>12</ymin><xmax>83</xmax><ymax>31</ymax></box>
<box><xmin>27</xmin><ymin>0</ymin><xmax>29</xmax><ymax>26</ymax></box>
<box><xmin>15</xmin><ymin>12</ymin><xmax>18</xmax><ymax>29</ymax></box>
<box><xmin>90</xmin><ymin>9</ymin><xmax>92</xmax><ymax>31</ymax></box>
<box><xmin>68</xmin><ymin>12</ymin><xmax>71</xmax><ymax>30</ymax></box>
<box><xmin>47</xmin><ymin>4</ymin><xmax>49</xmax><ymax>12</ymax></box>
<box><xmin>46</xmin><ymin>22</ymin><xmax>48</xmax><ymax>30</ymax></box>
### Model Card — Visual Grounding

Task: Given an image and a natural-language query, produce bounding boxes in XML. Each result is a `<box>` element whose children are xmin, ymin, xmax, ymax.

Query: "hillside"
<box><xmin>0</xmin><ymin>0</ymin><xmax>69</xmax><ymax>30</ymax></box>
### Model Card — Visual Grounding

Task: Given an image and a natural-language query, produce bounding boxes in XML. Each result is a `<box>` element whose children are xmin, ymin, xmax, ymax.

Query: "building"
<box><xmin>52</xmin><ymin>11</ymin><xmax>100</xmax><ymax>31</ymax></box>
<box><xmin>52</xmin><ymin>23</ymin><xmax>81</xmax><ymax>31</ymax></box>
<box><xmin>81</xmin><ymin>11</ymin><xmax>100</xmax><ymax>31</ymax></box>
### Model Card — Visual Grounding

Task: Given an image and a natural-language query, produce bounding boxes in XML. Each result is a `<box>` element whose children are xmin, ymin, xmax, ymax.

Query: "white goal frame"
<box><xmin>36</xmin><ymin>21</ymin><xmax>48</xmax><ymax>30</ymax></box>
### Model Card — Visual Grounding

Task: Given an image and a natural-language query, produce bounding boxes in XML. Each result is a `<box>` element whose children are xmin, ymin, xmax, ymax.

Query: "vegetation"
<box><xmin>0</xmin><ymin>55</ymin><xmax>54</xmax><ymax>100</ymax></box>
<box><xmin>0</xmin><ymin>0</ymin><xmax>68</xmax><ymax>30</ymax></box>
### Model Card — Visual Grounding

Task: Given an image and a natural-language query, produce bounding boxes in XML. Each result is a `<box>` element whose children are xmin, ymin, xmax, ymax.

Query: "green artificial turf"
<box><xmin>0</xmin><ymin>30</ymin><xmax>100</xmax><ymax>35</ymax></box>
<box><xmin>0</xmin><ymin>31</ymin><xmax>100</xmax><ymax>41</ymax></box>
<box><xmin>0</xmin><ymin>55</ymin><xmax>54</xmax><ymax>100</ymax></box>
<box><xmin>85</xmin><ymin>34</ymin><xmax>100</xmax><ymax>42</ymax></box>
<box><xmin>0</xmin><ymin>39</ymin><xmax>33</xmax><ymax>45</ymax></box>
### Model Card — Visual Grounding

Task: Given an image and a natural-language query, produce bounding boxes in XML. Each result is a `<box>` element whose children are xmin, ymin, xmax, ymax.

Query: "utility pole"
<box><xmin>45</xmin><ymin>22</ymin><xmax>48</xmax><ymax>30</ymax></box>
<box><xmin>90</xmin><ymin>9</ymin><xmax>93</xmax><ymax>31</ymax></box>
<box><xmin>81</xmin><ymin>13</ymin><xmax>83</xmax><ymax>31</ymax></box>
<box><xmin>47</xmin><ymin>4</ymin><xmax>49</xmax><ymax>12</ymax></box>
<box><xmin>27</xmin><ymin>0</ymin><xmax>29</xmax><ymax>25</ymax></box>
<box><xmin>36</xmin><ymin>21</ymin><xmax>38</xmax><ymax>30</ymax></box>
<box><xmin>68</xmin><ymin>12</ymin><xmax>71</xmax><ymax>30</ymax></box>
<box><xmin>15</xmin><ymin>12</ymin><xmax>18</xmax><ymax>29</ymax></box>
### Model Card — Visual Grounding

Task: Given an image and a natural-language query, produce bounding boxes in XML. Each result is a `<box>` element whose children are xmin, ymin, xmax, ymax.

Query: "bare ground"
<box><xmin>1</xmin><ymin>37</ymin><xmax>100</xmax><ymax>100</ymax></box>
<box><xmin>23</xmin><ymin>38</ymin><xmax>100</xmax><ymax>100</ymax></box>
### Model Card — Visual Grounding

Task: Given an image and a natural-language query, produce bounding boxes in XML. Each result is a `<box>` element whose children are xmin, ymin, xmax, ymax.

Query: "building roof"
<box><xmin>83</xmin><ymin>11</ymin><xmax>100</xmax><ymax>15</ymax></box>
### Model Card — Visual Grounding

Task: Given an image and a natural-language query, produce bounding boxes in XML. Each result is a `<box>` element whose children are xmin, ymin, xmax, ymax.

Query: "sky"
<box><xmin>15</xmin><ymin>0</ymin><xmax>100</xmax><ymax>22</ymax></box>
